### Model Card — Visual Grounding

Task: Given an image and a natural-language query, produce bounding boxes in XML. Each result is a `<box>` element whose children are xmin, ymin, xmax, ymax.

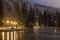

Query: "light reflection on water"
<box><xmin>2</xmin><ymin>32</ymin><xmax>4</xmax><ymax>40</ymax></box>
<box><xmin>0</xmin><ymin>28</ymin><xmax>60</xmax><ymax>40</ymax></box>
<box><xmin>7</xmin><ymin>32</ymin><xmax>9</xmax><ymax>40</ymax></box>
<box><xmin>1</xmin><ymin>30</ymin><xmax>24</xmax><ymax>40</ymax></box>
<box><xmin>11</xmin><ymin>32</ymin><xmax>13</xmax><ymax>40</ymax></box>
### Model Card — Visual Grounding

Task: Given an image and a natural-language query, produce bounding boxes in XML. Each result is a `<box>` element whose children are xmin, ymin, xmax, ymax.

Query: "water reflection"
<box><xmin>2</xmin><ymin>32</ymin><xmax>4</xmax><ymax>40</ymax></box>
<box><xmin>7</xmin><ymin>32</ymin><xmax>9</xmax><ymax>40</ymax></box>
<box><xmin>1</xmin><ymin>30</ymin><xmax>24</xmax><ymax>40</ymax></box>
<box><xmin>0</xmin><ymin>27</ymin><xmax>60</xmax><ymax>40</ymax></box>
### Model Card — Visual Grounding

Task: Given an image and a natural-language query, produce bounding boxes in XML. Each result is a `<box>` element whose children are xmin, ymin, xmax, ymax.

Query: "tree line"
<box><xmin>0</xmin><ymin>0</ymin><xmax>60</xmax><ymax>28</ymax></box>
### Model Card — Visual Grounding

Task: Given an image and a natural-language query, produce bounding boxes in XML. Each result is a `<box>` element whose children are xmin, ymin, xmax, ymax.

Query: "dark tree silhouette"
<box><xmin>47</xmin><ymin>13</ymin><xmax>53</xmax><ymax>27</ymax></box>
<box><xmin>43</xmin><ymin>10</ymin><xmax>48</xmax><ymax>27</ymax></box>
<box><xmin>21</xmin><ymin>1</ymin><xmax>28</xmax><ymax>24</ymax></box>
<box><xmin>0</xmin><ymin>0</ymin><xmax>4</xmax><ymax>27</ymax></box>
<box><xmin>25</xmin><ymin>6</ymin><xmax>35</xmax><ymax>29</ymax></box>
<box><xmin>0</xmin><ymin>0</ymin><xmax>3</xmax><ymax>40</ymax></box>
<box><xmin>39</xmin><ymin>11</ymin><xmax>43</xmax><ymax>26</ymax></box>
<box><xmin>56</xmin><ymin>11</ymin><xmax>60</xmax><ymax>27</ymax></box>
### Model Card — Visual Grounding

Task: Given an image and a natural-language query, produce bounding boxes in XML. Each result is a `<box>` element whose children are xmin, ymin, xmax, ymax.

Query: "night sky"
<box><xmin>27</xmin><ymin>0</ymin><xmax>60</xmax><ymax>8</ymax></box>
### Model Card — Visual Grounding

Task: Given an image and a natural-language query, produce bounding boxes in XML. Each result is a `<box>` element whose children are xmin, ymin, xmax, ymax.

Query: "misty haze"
<box><xmin>27</xmin><ymin>0</ymin><xmax>60</xmax><ymax>8</ymax></box>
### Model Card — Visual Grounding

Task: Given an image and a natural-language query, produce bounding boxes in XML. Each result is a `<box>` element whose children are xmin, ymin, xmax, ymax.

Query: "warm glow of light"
<box><xmin>14</xmin><ymin>22</ymin><xmax>18</xmax><ymax>25</ymax></box>
<box><xmin>4</xmin><ymin>20</ymin><xmax>18</xmax><ymax>26</ymax></box>
<box><xmin>14</xmin><ymin>31</ymin><xmax>16</xmax><ymax>40</ymax></box>
<box><xmin>11</xmin><ymin>21</ymin><xmax>14</xmax><ymax>24</ymax></box>
<box><xmin>2</xmin><ymin>32</ymin><xmax>4</xmax><ymax>40</ymax></box>
<box><xmin>6</xmin><ymin>20</ymin><xmax>9</xmax><ymax>24</ymax></box>
<box><xmin>11</xmin><ymin>32</ymin><xmax>14</xmax><ymax>40</ymax></box>
<box><xmin>7</xmin><ymin>32</ymin><xmax>9</xmax><ymax>40</ymax></box>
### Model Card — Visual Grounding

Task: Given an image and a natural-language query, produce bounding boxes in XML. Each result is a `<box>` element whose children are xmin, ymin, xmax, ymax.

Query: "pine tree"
<box><xmin>25</xmin><ymin>5</ymin><xmax>35</xmax><ymax>29</ymax></box>
<box><xmin>0</xmin><ymin>0</ymin><xmax>4</xmax><ymax>27</ymax></box>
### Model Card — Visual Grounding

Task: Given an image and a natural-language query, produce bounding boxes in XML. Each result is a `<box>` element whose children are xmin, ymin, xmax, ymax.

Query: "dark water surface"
<box><xmin>0</xmin><ymin>27</ymin><xmax>60</xmax><ymax>40</ymax></box>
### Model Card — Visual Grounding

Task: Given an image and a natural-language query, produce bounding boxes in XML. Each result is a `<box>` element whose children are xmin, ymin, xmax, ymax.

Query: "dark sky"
<box><xmin>27</xmin><ymin>0</ymin><xmax>60</xmax><ymax>8</ymax></box>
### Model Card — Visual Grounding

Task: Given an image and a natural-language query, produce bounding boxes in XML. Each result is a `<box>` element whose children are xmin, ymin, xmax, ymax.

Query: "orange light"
<box><xmin>6</xmin><ymin>20</ymin><xmax>9</xmax><ymax>24</ymax></box>
<box><xmin>11</xmin><ymin>21</ymin><xmax>14</xmax><ymax>24</ymax></box>
<box><xmin>14</xmin><ymin>22</ymin><xmax>18</xmax><ymax>25</ymax></box>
